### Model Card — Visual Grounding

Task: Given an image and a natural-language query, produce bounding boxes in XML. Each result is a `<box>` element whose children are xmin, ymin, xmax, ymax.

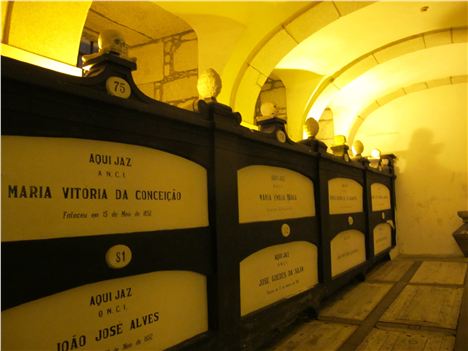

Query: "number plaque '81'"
<box><xmin>106</xmin><ymin>76</ymin><xmax>131</xmax><ymax>99</ymax></box>
<box><xmin>106</xmin><ymin>244</ymin><xmax>132</xmax><ymax>269</ymax></box>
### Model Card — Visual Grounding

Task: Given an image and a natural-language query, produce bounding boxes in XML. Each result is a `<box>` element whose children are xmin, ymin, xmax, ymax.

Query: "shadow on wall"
<box><xmin>395</xmin><ymin>128</ymin><xmax>463</xmax><ymax>256</ymax></box>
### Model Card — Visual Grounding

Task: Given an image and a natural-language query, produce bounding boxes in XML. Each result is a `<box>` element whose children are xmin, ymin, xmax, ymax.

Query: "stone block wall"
<box><xmin>130</xmin><ymin>30</ymin><xmax>198</xmax><ymax>109</ymax></box>
<box><xmin>316</xmin><ymin>107</ymin><xmax>335</xmax><ymax>147</ymax></box>
<box><xmin>255</xmin><ymin>78</ymin><xmax>287</xmax><ymax>121</ymax></box>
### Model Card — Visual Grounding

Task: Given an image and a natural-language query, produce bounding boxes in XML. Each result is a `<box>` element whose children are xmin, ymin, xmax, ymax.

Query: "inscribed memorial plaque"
<box><xmin>237</xmin><ymin>165</ymin><xmax>315</xmax><ymax>223</ymax></box>
<box><xmin>330</xmin><ymin>230</ymin><xmax>366</xmax><ymax>277</ymax></box>
<box><xmin>1</xmin><ymin>136</ymin><xmax>208</xmax><ymax>241</ymax></box>
<box><xmin>371</xmin><ymin>183</ymin><xmax>391</xmax><ymax>211</ymax></box>
<box><xmin>2</xmin><ymin>271</ymin><xmax>208</xmax><ymax>350</ymax></box>
<box><xmin>240</xmin><ymin>241</ymin><xmax>318</xmax><ymax>316</ymax></box>
<box><xmin>328</xmin><ymin>178</ymin><xmax>363</xmax><ymax>215</ymax></box>
<box><xmin>373</xmin><ymin>223</ymin><xmax>392</xmax><ymax>255</ymax></box>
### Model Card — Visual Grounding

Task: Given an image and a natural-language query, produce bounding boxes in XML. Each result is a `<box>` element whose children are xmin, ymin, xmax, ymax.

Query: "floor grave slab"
<box><xmin>272</xmin><ymin>321</ymin><xmax>357</xmax><ymax>351</ymax></box>
<box><xmin>410</xmin><ymin>261</ymin><xmax>467</xmax><ymax>285</ymax></box>
<box><xmin>356</xmin><ymin>328</ymin><xmax>455</xmax><ymax>351</ymax></box>
<box><xmin>380</xmin><ymin>285</ymin><xmax>464</xmax><ymax>330</ymax></box>
<box><xmin>320</xmin><ymin>282</ymin><xmax>392</xmax><ymax>321</ymax></box>
<box><xmin>367</xmin><ymin>260</ymin><xmax>414</xmax><ymax>282</ymax></box>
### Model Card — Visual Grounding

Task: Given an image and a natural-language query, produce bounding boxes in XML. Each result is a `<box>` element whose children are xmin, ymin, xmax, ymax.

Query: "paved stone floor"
<box><xmin>267</xmin><ymin>257</ymin><xmax>468</xmax><ymax>351</ymax></box>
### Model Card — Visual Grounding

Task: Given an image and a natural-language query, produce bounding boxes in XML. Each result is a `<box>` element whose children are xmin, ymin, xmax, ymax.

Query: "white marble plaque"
<box><xmin>328</xmin><ymin>178</ymin><xmax>363</xmax><ymax>215</ymax></box>
<box><xmin>330</xmin><ymin>230</ymin><xmax>366</xmax><ymax>277</ymax></box>
<box><xmin>373</xmin><ymin>223</ymin><xmax>392</xmax><ymax>255</ymax></box>
<box><xmin>2</xmin><ymin>271</ymin><xmax>208</xmax><ymax>350</ymax></box>
<box><xmin>240</xmin><ymin>241</ymin><xmax>318</xmax><ymax>316</ymax></box>
<box><xmin>238</xmin><ymin>165</ymin><xmax>315</xmax><ymax>223</ymax></box>
<box><xmin>371</xmin><ymin>183</ymin><xmax>391</xmax><ymax>211</ymax></box>
<box><xmin>1</xmin><ymin>136</ymin><xmax>208</xmax><ymax>241</ymax></box>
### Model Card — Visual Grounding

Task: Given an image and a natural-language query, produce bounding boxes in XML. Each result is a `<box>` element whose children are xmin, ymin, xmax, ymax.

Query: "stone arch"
<box><xmin>348</xmin><ymin>74</ymin><xmax>468</xmax><ymax>145</ymax></box>
<box><xmin>230</xmin><ymin>1</ymin><xmax>373</xmax><ymax>124</ymax></box>
<box><xmin>307</xmin><ymin>27</ymin><xmax>468</xmax><ymax>124</ymax></box>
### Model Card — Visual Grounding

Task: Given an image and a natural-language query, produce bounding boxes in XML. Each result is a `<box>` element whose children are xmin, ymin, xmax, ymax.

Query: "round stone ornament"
<box><xmin>281</xmin><ymin>223</ymin><xmax>291</xmax><ymax>237</ymax></box>
<box><xmin>197</xmin><ymin>68</ymin><xmax>222</xmax><ymax>100</ymax></box>
<box><xmin>276</xmin><ymin>130</ymin><xmax>287</xmax><ymax>143</ymax></box>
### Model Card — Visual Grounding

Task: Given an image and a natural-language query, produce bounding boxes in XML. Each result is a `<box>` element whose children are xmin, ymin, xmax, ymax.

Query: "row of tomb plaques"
<box><xmin>2</xmin><ymin>136</ymin><xmax>393</xmax><ymax>350</ymax></box>
<box><xmin>237</xmin><ymin>165</ymin><xmax>317</xmax><ymax>316</ymax></box>
<box><xmin>2</xmin><ymin>136</ymin><xmax>210</xmax><ymax>350</ymax></box>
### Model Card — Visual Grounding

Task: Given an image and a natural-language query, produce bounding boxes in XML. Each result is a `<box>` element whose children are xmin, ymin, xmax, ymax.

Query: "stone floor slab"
<box><xmin>367</xmin><ymin>260</ymin><xmax>414</xmax><ymax>282</ymax></box>
<box><xmin>320</xmin><ymin>282</ymin><xmax>393</xmax><ymax>321</ymax></box>
<box><xmin>380</xmin><ymin>285</ymin><xmax>464</xmax><ymax>329</ymax></box>
<box><xmin>272</xmin><ymin>321</ymin><xmax>357</xmax><ymax>351</ymax></box>
<box><xmin>356</xmin><ymin>328</ymin><xmax>455</xmax><ymax>351</ymax></box>
<box><xmin>410</xmin><ymin>261</ymin><xmax>467</xmax><ymax>285</ymax></box>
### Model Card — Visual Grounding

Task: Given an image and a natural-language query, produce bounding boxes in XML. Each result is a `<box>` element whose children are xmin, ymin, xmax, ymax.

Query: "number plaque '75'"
<box><xmin>106</xmin><ymin>76</ymin><xmax>131</xmax><ymax>99</ymax></box>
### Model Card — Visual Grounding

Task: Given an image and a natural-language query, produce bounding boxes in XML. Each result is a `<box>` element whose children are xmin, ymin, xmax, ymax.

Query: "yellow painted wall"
<box><xmin>3</xmin><ymin>1</ymin><xmax>91</xmax><ymax>65</ymax></box>
<box><xmin>1</xmin><ymin>1</ymin><xmax>10</xmax><ymax>42</ymax></box>
<box><xmin>355</xmin><ymin>84</ymin><xmax>468</xmax><ymax>256</ymax></box>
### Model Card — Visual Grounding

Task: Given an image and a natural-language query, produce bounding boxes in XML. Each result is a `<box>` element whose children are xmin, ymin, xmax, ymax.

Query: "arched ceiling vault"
<box><xmin>348</xmin><ymin>74</ymin><xmax>468</xmax><ymax>144</ymax></box>
<box><xmin>217</xmin><ymin>1</ymin><xmax>373</xmax><ymax>130</ymax></box>
<box><xmin>303</xmin><ymin>27</ymin><xmax>467</xmax><ymax>138</ymax></box>
<box><xmin>304</xmin><ymin>27</ymin><xmax>467</xmax><ymax>119</ymax></box>
<box><xmin>273</xmin><ymin>1</ymin><xmax>467</xmax><ymax>142</ymax></box>
<box><xmin>332</xmin><ymin>41</ymin><xmax>466</xmax><ymax>134</ymax></box>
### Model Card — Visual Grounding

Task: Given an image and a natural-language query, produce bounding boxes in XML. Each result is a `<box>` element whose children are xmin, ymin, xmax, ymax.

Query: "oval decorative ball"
<box><xmin>260</xmin><ymin>102</ymin><xmax>278</xmax><ymax>118</ymax></box>
<box><xmin>352</xmin><ymin>140</ymin><xmax>364</xmax><ymax>155</ymax></box>
<box><xmin>197</xmin><ymin>68</ymin><xmax>222</xmax><ymax>99</ymax></box>
<box><xmin>305</xmin><ymin>118</ymin><xmax>319</xmax><ymax>138</ymax></box>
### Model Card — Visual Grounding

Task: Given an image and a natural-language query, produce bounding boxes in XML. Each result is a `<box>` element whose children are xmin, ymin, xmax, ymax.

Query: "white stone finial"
<box><xmin>83</xmin><ymin>29</ymin><xmax>135</xmax><ymax>64</ymax></box>
<box><xmin>260</xmin><ymin>102</ymin><xmax>278</xmax><ymax>118</ymax></box>
<box><xmin>99</xmin><ymin>29</ymin><xmax>128</xmax><ymax>56</ymax></box>
<box><xmin>352</xmin><ymin>140</ymin><xmax>364</xmax><ymax>156</ymax></box>
<box><xmin>197</xmin><ymin>68</ymin><xmax>222</xmax><ymax>101</ymax></box>
<box><xmin>304</xmin><ymin>118</ymin><xmax>319</xmax><ymax>139</ymax></box>
<box><xmin>334</xmin><ymin>135</ymin><xmax>347</xmax><ymax>146</ymax></box>
<box><xmin>369</xmin><ymin>148</ymin><xmax>382</xmax><ymax>168</ymax></box>
<box><xmin>370</xmin><ymin>148</ymin><xmax>381</xmax><ymax>159</ymax></box>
